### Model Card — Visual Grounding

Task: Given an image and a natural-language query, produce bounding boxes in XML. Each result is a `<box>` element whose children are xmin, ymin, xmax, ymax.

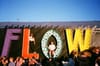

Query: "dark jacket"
<box><xmin>78</xmin><ymin>56</ymin><xmax>91</xmax><ymax>66</ymax></box>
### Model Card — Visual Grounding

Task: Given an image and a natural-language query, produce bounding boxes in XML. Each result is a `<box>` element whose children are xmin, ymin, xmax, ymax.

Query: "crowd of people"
<box><xmin>68</xmin><ymin>46</ymin><xmax>100</xmax><ymax>66</ymax></box>
<box><xmin>0</xmin><ymin>46</ymin><xmax>100</xmax><ymax>66</ymax></box>
<box><xmin>0</xmin><ymin>55</ymin><xmax>42</xmax><ymax>66</ymax></box>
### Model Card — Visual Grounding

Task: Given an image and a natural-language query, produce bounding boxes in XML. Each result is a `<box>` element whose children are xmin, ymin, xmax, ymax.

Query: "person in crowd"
<box><xmin>33</xmin><ymin>52</ymin><xmax>42</xmax><ymax>66</ymax></box>
<box><xmin>21</xmin><ymin>58</ymin><xmax>29</xmax><ymax>66</ymax></box>
<box><xmin>0</xmin><ymin>57</ymin><xmax>3</xmax><ymax>66</ymax></box>
<box><xmin>16</xmin><ymin>57</ymin><xmax>24</xmax><ymax>66</ymax></box>
<box><xmin>47</xmin><ymin>58</ymin><xmax>57</xmax><ymax>66</ymax></box>
<box><xmin>42</xmin><ymin>57</ymin><xmax>59</xmax><ymax>66</ymax></box>
<box><xmin>8</xmin><ymin>57</ymin><xmax>15</xmax><ymax>66</ymax></box>
<box><xmin>32</xmin><ymin>52</ymin><xmax>39</xmax><ymax>60</ymax></box>
<box><xmin>14</xmin><ymin>57</ymin><xmax>20</xmax><ymax>64</ymax></box>
<box><xmin>2</xmin><ymin>56</ymin><xmax>8</xmax><ymax>66</ymax></box>
<box><xmin>69</xmin><ymin>50</ymin><xmax>79</xmax><ymax>66</ymax></box>
<box><xmin>48</xmin><ymin>41</ymin><xmax>56</xmax><ymax>58</ymax></box>
<box><xmin>90</xmin><ymin>47</ymin><xmax>100</xmax><ymax>66</ymax></box>
<box><xmin>95</xmin><ymin>56</ymin><xmax>100</xmax><ymax>66</ymax></box>
<box><xmin>77</xmin><ymin>50</ymin><xmax>92</xmax><ymax>66</ymax></box>
<box><xmin>28</xmin><ymin>52</ymin><xmax>41</xmax><ymax>66</ymax></box>
<box><xmin>61</xmin><ymin>56</ymin><xmax>70</xmax><ymax>66</ymax></box>
<box><xmin>29</xmin><ymin>57</ymin><xmax>39</xmax><ymax>66</ymax></box>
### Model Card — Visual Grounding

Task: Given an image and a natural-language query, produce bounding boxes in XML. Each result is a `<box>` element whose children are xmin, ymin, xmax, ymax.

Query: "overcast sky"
<box><xmin>0</xmin><ymin>0</ymin><xmax>100</xmax><ymax>22</ymax></box>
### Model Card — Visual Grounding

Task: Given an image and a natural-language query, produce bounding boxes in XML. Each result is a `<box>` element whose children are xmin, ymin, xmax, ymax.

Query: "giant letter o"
<box><xmin>41</xmin><ymin>30</ymin><xmax>62</xmax><ymax>58</ymax></box>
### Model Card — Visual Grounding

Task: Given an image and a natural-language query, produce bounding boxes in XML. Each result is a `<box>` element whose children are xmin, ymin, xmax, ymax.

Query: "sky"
<box><xmin>0</xmin><ymin>0</ymin><xmax>100</xmax><ymax>22</ymax></box>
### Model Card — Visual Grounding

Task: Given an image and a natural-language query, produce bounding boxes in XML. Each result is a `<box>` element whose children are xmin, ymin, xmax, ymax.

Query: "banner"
<box><xmin>0</xmin><ymin>22</ymin><xmax>100</xmax><ymax>59</ymax></box>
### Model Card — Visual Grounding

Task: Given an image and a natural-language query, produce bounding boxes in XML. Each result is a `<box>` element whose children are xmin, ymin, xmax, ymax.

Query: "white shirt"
<box><xmin>48</xmin><ymin>44</ymin><xmax>56</xmax><ymax>51</ymax></box>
